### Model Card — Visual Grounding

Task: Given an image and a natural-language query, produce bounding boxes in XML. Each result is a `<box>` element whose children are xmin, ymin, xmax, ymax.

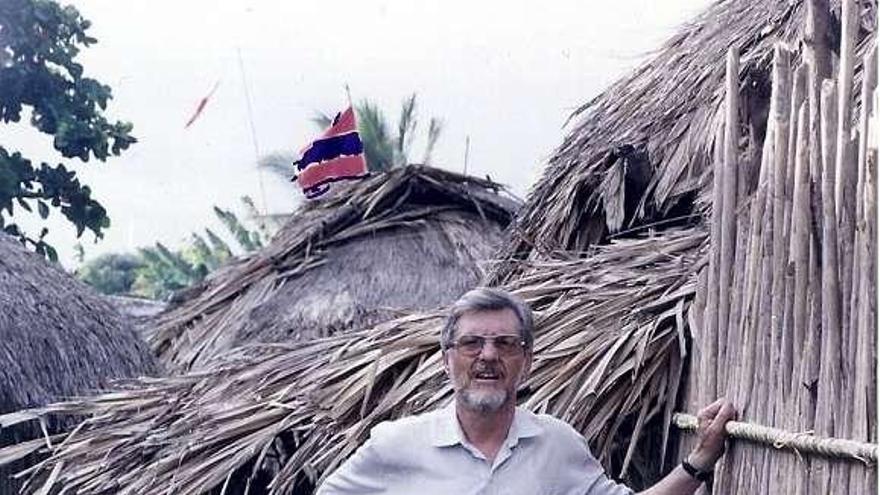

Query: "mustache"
<box><xmin>470</xmin><ymin>361</ymin><xmax>504</xmax><ymax>376</ymax></box>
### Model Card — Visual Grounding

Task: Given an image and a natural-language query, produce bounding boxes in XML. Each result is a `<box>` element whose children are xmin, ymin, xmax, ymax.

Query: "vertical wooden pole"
<box><xmin>782</xmin><ymin>64</ymin><xmax>807</xmax><ymax>396</ymax></box>
<box><xmin>717</xmin><ymin>48</ymin><xmax>740</xmax><ymax>394</ymax></box>
<box><xmin>703</xmin><ymin>123</ymin><xmax>725</xmax><ymax>406</ymax></box>
<box><xmin>689</xmin><ymin>266</ymin><xmax>708</xmax><ymax>425</ymax></box>
<box><xmin>816</xmin><ymin>78</ymin><xmax>844</xmax><ymax>492</ymax></box>
<box><xmin>782</xmin><ymin>63</ymin><xmax>807</xmax><ymax>495</ymax></box>
<box><xmin>834</xmin><ymin>0</ymin><xmax>858</xmax><ymax>339</ymax></box>
<box><xmin>768</xmin><ymin>43</ymin><xmax>792</xmax><ymax>402</ymax></box>
<box><xmin>790</xmin><ymin>101</ymin><xmax>813</xmax><ymax>495</ymax></box>
<box><xmin>850</xmin><ymin>45</ymin><xmax>878</xmax><ymax>494</ymax></box>
<box><xmin>801</xmin><ymin>3</ymin><xmax>832</xmax><ymax>491</ymax></box>
<box><xmin>766</xmin><ymin>44</ymin><xmax>792</xmax><ymax>494</ymax></box>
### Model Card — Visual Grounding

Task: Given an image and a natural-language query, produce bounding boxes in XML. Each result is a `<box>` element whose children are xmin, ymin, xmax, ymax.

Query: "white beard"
<box><xmin>459</xmin><ymin>387</ymin><xmax>508</xmax><ymax>413</ymax></box>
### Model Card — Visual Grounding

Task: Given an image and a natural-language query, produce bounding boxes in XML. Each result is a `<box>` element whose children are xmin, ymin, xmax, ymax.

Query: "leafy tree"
<box><xmin>130</xmin><ymin>242</ymin><xmax>197</xmax><ymax>299</ymax></box>
<box><xmin>257</xmin><ymin>151</ymin><xmax>296</xmax><ymax>180</ymax></box>
<box><xmin>213</xmin><ymin>205</ymin><xmax>262</xmax><ymax>252</ymax></box>
<box><xmin>313</xmin><ymin>94</ymin><xmax>443</xmax><ymax>172</ymax></box>
<box><xmin>77</xmin><ymin>252</ymin><xmax>144</xmax><ymax>295</ymax></box>
<box><xmin>0</xmin><ymin>0</ymin><xmax>136</xmax><ymax>260</ymax></box>
<box><xmin>238</xmin><ymin>193</ymin><xmax>287</xmax><ymax>243</ymax></box>
<box><xmin>78</xmin><ymin>197</ymin><xmax>272</xmax><ymax>300</ymax></box>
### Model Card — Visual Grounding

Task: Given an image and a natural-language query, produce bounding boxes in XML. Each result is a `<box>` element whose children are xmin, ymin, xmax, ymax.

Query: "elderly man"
<box><xmin>318</xmin><ymin>287</ymin><xmax>736</xmax><ymax>494</ymax></box>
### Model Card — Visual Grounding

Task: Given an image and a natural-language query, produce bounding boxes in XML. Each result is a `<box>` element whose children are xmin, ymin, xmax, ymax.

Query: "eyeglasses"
<box><xmin>448</xmin><ymin>335</ymin><xmax>526</xmax><ymax>356</ymax></box>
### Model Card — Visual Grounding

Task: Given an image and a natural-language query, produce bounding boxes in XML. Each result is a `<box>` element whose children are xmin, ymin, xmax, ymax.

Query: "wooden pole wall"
<box><xmin>678</xmin><ymin>2</ymin><xmax>877</xmax><ymax>492</ymax></box>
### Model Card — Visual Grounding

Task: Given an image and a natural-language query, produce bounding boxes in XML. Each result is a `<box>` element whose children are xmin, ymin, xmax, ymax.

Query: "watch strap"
<box><xmin>681</xmin><ymin>458</ymin><xmax>713</xmax><ymax>483</ymax></box>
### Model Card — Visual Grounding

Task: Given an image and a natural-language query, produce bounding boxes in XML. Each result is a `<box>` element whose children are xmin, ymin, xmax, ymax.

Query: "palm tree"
<box><xmin>313</xmin><ymin>94</ymin><xmax>443</xmax><ymax>172</ymax></box>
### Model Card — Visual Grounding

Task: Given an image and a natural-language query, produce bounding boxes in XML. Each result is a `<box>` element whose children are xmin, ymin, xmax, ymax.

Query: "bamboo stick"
<box><xmin>790</xmin><ymin>100</ymin><xmax>812</xmax><ymax>395</ymax></box>
<box><xmin>815</xmin><ymin>78</ymin><xmax>846</xmax><ymax>493</ymax></box>
<box><xmin>781</xmin><ymin>67</ymin><xmax>807</xmax><ymax>459</ymax></box>
<box><xmin>755</xmin><ymin>55</ymin><xmax>788</xmax><ymax>489</ymax></box>
<box><xmin>717</xmin><ymin>48</ymin><xmax>739</xmax><ymax>394</ymax></box>
<box><xmin>790</xmin><ymin>101</ymin><xmax>814</xmax><ymax>495</ymax></box>
<box><xmin>782</xmin><ymin>64</ymin><xmax>807</xmax><ymax>410</ymax></box>
<box><xmin>803</xmin><ymin>26</ymin><xmax>832</xmax><ymax>478</ymax></box>
<box><xmin>804</xmin><ymin>0</ymin><xmax>832</xmax><ymax>87</ymax></box>
<box><xmin>849</xmin><ymin>45</ymin><xmax>877</xmax><ymax>428</ymax></box>
<box><xmin>689</xmin><ymin>267</ymin><xmax>708</xmax><ymax>430</ymax></box>
<box><xmin>807</xmin><ymin>229</ymin><xmax>829</xmax><ymax>494</ymax></box>
<box><xmin>859</xmin><ymin>77</ymin><xmax>878</xmax><ymax>495</ymax></box>
<box><xmin>673</xmin><ymin>413</ymin><xmax>878</xmax><ymax>462</ymax></box>
<box><xmin>832</xmin><ymin>3</ymin><xmax>861</xmax><ymax>492</ymax></box>
<box><xmin>835</xmin><ymin>0</ymin><xmax>859</xmax><ymax>340</ymax></box>
<box><xmin>802</xmin><ymin>5</ymin><xmax>833</xmax><ymax>492</ymax></box>
<box><xmin>730</xmin><ymin>114</ymin><xmax>775</xmax><ymax>493</ymax></box>
<box><xmin>769</xmin><ymin>44</ymin><xmax>792</xmax><ymax>409</ymax></box>
<box><xmin>804</xmin><ymin>0</ymin><xmax>832</xmax><ymax>246</ymax></box>
<box><xmin>737</xmin><ymin>115</ymin><xmax>774</xmax><ymax>414</ymax></box>
<box><xmin>755</xmin><ymin>170</ymin><xmax>777</xmax><ymax>494</ymax></box>
<box><xmin>766</xmin><ymin>46</ymin><xmax>793</xmax><ymax>495</ymax></box>
<box><xmin>703</xmin><ymin>123</ymin><xmax>725</xmax><ymax>406</ymax></box>
<box><xmin>850</xmin><ymin>47</ymin><xmax>878</xmax><ymax>494</ymax></box>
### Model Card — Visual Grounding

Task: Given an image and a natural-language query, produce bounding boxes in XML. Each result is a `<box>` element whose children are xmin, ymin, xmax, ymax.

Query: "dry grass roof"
<box><xmin>0</xmin><ymin>227</ymin><xmax>703</xmax><ymax>494</ymax></box>
<box><xmin>0</xmin><ymin>234</ymin><xmax>160</xmax><ymax>493</ymax></box>
<box><xmin>0</xmin><ymin>234</ymin><xmax>159</xmax><ymax>413</ymax></box>
<box><xmin>149</xmin><ymin>165</ymin><xmax>520</xmax><ymax>372</ymax></box>
<box><xmin>1</xmin><ymin>1</ymin><xmax>876</xmax><ymax>494</ymax></box>
<box><xmin>496</xmin><ymin>0</ymin><xmax>877</xmax><ymax>278</ymax></box>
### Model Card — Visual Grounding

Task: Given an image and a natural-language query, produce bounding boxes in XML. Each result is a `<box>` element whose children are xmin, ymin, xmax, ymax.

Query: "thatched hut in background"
<box><xmin>105</xmin><ymin>295</ymin><xmax>167</xmax><ymax>337</ymax></box>
<box><xmin>0</xmin><ymin>234</ymin><xmax>160</xmax><ymax>494</ymax></box>
<box><xmin>149</xmin><ymin>165</ymin><xmax>519</xmax><ymax>372</ymax></box>
<box><xmin>0</xmin><ymin>1</ymin><xmax>876</xmax><ymax>494</ymax></box>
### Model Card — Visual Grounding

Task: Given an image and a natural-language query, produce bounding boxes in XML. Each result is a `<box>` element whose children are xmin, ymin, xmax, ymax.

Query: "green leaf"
<box><xmin>44</xmin><ymin>245</ymin><xmax>58</xmax><ymax>263</ymax></box>
<box><xmin>16</xmin><ymin>197</ymin><xmax>32</xmax><ymax>212</ymax></box>
<box><xmin>0</xmin><ymin>0</ymin><xmax>135</xmax><ymax>258</ymax></box>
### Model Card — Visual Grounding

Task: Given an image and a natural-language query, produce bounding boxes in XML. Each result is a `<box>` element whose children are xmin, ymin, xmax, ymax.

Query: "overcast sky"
<box><xmin>4</xmin><ymin>0</ymin><xmax>712</xmax><ymax>266</ymax></box>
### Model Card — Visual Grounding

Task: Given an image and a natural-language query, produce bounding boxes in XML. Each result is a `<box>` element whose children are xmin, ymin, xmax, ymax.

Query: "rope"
<box><xmin>673</xmin><ymin>413</ymin><xmax>878</xmax><ymax>465</ymax></box>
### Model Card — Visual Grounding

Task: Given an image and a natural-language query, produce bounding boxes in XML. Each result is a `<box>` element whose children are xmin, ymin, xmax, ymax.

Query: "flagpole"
<box><xmin>463</xmin><ymin>135</ymin><xmax>470</xmax><ymax>175</ymax></box>
<box><xmin>236</xmin><ymin>46</ymin><xmax>269</xmax><ymax>219</ymax></box>
<box><xmin>344</xmin><ymin>83</ymin><xmax>367</xmax><ymax>172</ymax></box>
<box><xmin>344</xmin><ymin>83</ymin><xmax>354</xmax><ymax>109</ymax></box>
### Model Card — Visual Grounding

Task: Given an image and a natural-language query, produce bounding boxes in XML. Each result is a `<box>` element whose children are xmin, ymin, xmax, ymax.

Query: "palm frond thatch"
<box><xmin>0</xmin><ymin>234</ymin><xmax>160</xmax><ymax>494</ymax></box>
<box><xmin>149</xmin><ymin>165</ymin><xmax>520</xmax><ymax>372</ymax></box>
<box><xmin>496</xmin><ymin>0</ymin><xmax>877</xmax><ymax>276</ymax></box>
<box><xmin>0</xmin><ymin>227</ymin><xmax>704</xmax><ymax>494</ymax></box>
<box><xmin>3</xmin><ymin>1</ymin><xmax>877</xmax><ymax>494</ymax></box>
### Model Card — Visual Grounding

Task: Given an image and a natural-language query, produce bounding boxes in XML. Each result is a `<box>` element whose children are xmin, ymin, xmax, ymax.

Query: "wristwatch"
<box><xmin>681</xmin><ymin>458</ymin><xmax>713</xmax><ymax>483</ymax></box>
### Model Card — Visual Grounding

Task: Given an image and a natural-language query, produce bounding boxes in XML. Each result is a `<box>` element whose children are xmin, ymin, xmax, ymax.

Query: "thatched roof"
<box><xmin>495</xmin><ymin>0</ymin><xmax>877</xmax><ymax>278</ymax></box>
<box><xmin>0</xmin><ymin>233</ymin><xmax>159</xmax><ymax>493</ymax></box>
<box><xmin>105</xmin><ymin>295</ymin><xmax>167</xmax><ymax>337</ymax></box>
<box><xmin>150</xmin><ymin>165</ymin><xmax>519</xmax><ymax>372</ymax></box>
<box><xmin>1</xmin><ymin>1</ymin><xmax>876</xmax><ymax>494</ymax></box>
<box><xmin>0</xmin><ymin>234</ymin><xmax>159</xmax><ymax>410</ymax></box>
<box><xmin>0</xmin><ymin>227</ymin><xmax>703</xmax><ymax>494</ymax></box>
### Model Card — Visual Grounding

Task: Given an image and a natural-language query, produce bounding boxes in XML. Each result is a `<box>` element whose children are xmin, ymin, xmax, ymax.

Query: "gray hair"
<box><xmin>440</xmin><ymin>287</ymin><xmax>534</xmax><ymax>352</ymax></box>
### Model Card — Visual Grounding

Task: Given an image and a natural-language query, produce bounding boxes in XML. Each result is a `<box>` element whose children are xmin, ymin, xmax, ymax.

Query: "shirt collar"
<box><xmin>431</xmin><ymin>402</ymin><xmax>543</xmax><ymax>448</ymax></box>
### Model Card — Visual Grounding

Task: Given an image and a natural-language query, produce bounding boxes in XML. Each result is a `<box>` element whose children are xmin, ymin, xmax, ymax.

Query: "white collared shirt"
<box><xmin>317</xmin><ymin>405</ymin><xmax>634</xmax><ymax>495</ymax></box>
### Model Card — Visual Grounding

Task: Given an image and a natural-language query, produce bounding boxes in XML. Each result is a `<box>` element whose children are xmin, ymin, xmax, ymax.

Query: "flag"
<box><xmin>293</xmin><ymin>106</ymin><xmax>368</xmax><ymax>198</ymax></box>
<box><xmin>184</xmin><ymin>81</ymin><xmax>220</xmax><ymax>129</ymax></box>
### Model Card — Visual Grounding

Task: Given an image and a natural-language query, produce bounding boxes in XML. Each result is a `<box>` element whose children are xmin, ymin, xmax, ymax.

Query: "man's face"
<box><xmin>444</xmin><ymin>308</ymin><xmax>532</xmax><ymax>414</ymax></box>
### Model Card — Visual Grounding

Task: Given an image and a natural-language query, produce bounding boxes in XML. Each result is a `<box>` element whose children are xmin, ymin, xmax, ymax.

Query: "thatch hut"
<box><xmin>105</xmin><ymin>295</ymin><xmax>167</xmax><ymax>337</ymax></box>
<box><xmin>495</xmin><ymin>0</ymin><xmax>876</xmax><ymax>268</ymax></box>
<box><xmin>0</xmin><ymin>234</ymin><xmax>160</xmax><ymax>494</ymax></box>
<box><xmin>149</xmin><ymin>165</ymin><xmax>519</xmax><ymax>372</ymax></box>
<box><xmin>0</xmin><ymin>1</ymin><xmax>876</xmax><ymax>494</ymax></box>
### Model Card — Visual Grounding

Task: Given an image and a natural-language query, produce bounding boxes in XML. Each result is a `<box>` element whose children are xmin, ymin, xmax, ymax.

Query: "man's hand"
<box><xmin>687</xmin><ymin>398</ymin><xmax>737</xmax><ymax>470</ymax></box>
<box><xmin>637</xmin><ymin>399</ymin><xmax>738</xmax><ymax>495</ymax></box>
